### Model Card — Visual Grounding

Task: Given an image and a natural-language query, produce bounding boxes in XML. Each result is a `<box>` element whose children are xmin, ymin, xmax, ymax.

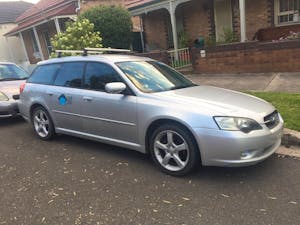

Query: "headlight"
<box><xmin>0</xmin><ymin>92</ymin><xmax>9</xmax><ymax>101</ymax></box>
<box><xmin>214</xmin><ymin>117</ymin><xmax>262</xmax><ymax>133</ymax></box>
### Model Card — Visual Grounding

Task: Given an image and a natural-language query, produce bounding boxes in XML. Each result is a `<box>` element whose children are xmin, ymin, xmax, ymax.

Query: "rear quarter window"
<box><xmin>53</xmin><ymin>62</ymin><xmax>85</xmax><ymax>88</ymax></box>
<box><xmin>27</xmin><ymin>64</ymin><xmax>61</xmax><ymax>85</ymax></box>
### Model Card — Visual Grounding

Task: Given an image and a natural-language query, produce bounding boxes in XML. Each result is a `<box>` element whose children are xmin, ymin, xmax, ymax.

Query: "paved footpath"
<box><xmin>185</xmin><ymin>72</ymin><xmax>300</xmax><ymax>93</ymax></box>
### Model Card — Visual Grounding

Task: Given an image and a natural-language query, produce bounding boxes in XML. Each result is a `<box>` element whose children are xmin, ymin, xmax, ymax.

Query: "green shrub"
<box><xmin>80</xmin><ymin>5</ymin><xmax>133</xmax><ymax>49</ymax></box>
<box><xmin>51</xmin><ymin>19</ymin><xmax>102</xmax><ymax>57</ymax></box>
<box><xmin>205</xmin><ymin>35</ymin><xmax>216</xmax><ymax>47</ymax></box>
<box><xmin>178</xmin><ymin>32</ymin><xmax>189</xmax><ymax>48</ymax></box>
<box><xmin>219</xmin><ymin>27</ymin><xmax>237</xmax><ymax>44</ymax></box>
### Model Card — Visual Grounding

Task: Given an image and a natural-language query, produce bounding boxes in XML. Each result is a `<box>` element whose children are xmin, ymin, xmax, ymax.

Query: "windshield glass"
<box><xmin>116</xmin><ymin>61</ymin><xmax>196</xmax><ymax>93</ymax></box>
<box><xmin>0</xmin><ymin>64</ymin><xmax>29</xmax><ymax>81</ymax></box>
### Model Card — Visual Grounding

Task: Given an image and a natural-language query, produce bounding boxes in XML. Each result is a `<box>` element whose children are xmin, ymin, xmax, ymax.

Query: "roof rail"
<box><xmin>55</xmin><ymin>48</ymin><xmax>131</xmax><ymax>57</ymax></box>
<box><xmin>55</xmin><ymin>50</ymin><xmax>84</xmax><ymax>58</ymax></box>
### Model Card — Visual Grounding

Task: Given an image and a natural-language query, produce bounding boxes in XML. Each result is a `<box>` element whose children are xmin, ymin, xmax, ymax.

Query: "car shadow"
<box><xmin>0</xmin><ymin>117</ymin><xmax>26</xmax><ymax>127</ymax></box>
<box><xmin>52</xmin><ymin>133</ymin><xmax>280</xmax><ymax>184</ymax></box>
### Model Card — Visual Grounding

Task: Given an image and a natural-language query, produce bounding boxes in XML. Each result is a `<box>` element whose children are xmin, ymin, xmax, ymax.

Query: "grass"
<box><xmin>247</xmin><ymin>92</ymin><xmax>300</xmax><ymax>131</ymax></box>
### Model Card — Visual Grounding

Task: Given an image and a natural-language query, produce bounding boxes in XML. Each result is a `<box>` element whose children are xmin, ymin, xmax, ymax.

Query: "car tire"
<box><xmin>149</xmin><ymin>123</ymin><xmax>200</xmax><ymax>176</ymax></box>
<box><xmin>31</xmin><ymin>106</ymin><xmax>55</xmax><ymax>140</ymax></box>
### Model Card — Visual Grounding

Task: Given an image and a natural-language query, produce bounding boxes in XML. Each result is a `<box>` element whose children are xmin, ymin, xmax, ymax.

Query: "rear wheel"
<box><xmin>32</xmin><ymin>106</ymin><xmax>55</xmax><ymax>140</ymax></box>
<box><xmin>149</xmin><ymin>124</ymin><xmax>200</xmax><ymax>176</ymax></box>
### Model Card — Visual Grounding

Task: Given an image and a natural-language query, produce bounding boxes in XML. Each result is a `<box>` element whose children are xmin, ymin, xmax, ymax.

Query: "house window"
<box><xmin>277</xmin><ymin>0</ymin><xmax>300</xmax><ymax>24</ymax></box>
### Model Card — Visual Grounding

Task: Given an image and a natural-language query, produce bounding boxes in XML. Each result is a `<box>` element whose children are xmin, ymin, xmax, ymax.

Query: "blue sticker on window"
<box><xmin>58</xmin><ymin>94</ymin><xmax>67</xmax><ymax>105</ymax></box>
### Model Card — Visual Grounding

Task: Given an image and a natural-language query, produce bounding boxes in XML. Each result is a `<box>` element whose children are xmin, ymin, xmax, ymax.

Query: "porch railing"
<box><xmin>168</xmin><ymin>47</ymin><xmax>192</xmax><ymax>69</ymax></box>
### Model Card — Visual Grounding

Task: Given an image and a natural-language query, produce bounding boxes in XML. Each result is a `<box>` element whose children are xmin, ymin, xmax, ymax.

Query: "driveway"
<box><xmin>0</xmin><ymin>118</ymin><xmax>299</xmax><ymax>225</ymax></box>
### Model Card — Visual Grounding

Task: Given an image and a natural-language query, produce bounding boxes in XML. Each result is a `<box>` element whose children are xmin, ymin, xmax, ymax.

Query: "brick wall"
<box><xmin>22</xmin><ymin>30</ymin><xmax>38</xmax><ymax>64</ymax></box>
<box><xmin>245</xmin><ymin>0</ymin><xmax>271</xmax><ymax>40</ymax></box>
<box><xmin>182</xmin><ymin>0</ymin><xmax>211</xmax><ymax>43</ymax></box>
<box><xmin>143</xmin><ymin>9</ymin><xmax>169</xmax><ymax>50</ymax></box>
<box><xmin>192</xmin><ymin>40</ymin><xmax>300</xmax><ymax>73</ymax></box>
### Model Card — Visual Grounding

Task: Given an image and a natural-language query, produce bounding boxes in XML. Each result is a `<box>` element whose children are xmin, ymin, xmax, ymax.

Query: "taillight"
<box><xmin>20</xmin><ymin>83</ymin><xmax>26</xmax><ymax>94</ymax></box>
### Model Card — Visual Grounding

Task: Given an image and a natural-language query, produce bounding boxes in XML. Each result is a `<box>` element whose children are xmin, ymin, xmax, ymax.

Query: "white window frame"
<box><xmin>275</xmin><ymin>0</ymin><xmax>300</xmax><ymax>26</ymax></box>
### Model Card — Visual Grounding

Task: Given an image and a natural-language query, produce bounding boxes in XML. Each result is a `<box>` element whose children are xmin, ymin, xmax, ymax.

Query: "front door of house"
<box><xmin>214</xmin><ymin>0</ymin><xmax>233</xmax><ymax>42</ymax></box>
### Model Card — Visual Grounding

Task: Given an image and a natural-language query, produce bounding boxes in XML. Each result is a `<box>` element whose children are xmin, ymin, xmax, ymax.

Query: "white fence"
<box><xmin>168</xmin><ymin>48</ymin><xmax>192</xmax><ymax>69</ymax></box>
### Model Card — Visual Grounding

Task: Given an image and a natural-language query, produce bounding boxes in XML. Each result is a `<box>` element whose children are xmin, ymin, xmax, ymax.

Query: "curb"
<box><xmin>282</xmin><ymin>128</ymin><xmax>300</xmax><ymax>148</ymax></box>
<box><xmin>277</xmin><ymin>128</ymin><xmax>300</xmax><ymax>158</ymax></box>
<box><xmin>276</xmin><ymin>146</ymin><xmax>300</xmax><ymax>158</ymax></box>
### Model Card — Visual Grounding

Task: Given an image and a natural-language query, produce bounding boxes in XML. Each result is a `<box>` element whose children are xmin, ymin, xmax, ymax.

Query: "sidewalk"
<box><xmin>185</xmin><ymin>72</ymin><xmax>300</xmax><ymax>93</ymax></box>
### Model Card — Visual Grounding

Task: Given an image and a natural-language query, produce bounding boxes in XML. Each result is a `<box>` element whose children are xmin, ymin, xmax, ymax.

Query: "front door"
<box><xmin>81</xmin><ymin>62</ymin><xmax>138</xmax><ymax>145</ymax></box>
<box><xmin>214</xmin><ymin>0</ymin><xmax>233</xmax><ymax>42</ymax></box>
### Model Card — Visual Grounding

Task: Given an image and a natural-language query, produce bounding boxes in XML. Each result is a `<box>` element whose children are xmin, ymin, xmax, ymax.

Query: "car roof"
<box><xmin>38</xmin><ymin>54</ymin><xmax>154</xmax><ymax>65</ymax></box>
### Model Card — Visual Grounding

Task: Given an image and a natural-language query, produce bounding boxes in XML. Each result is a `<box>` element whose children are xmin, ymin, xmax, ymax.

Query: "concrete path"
<box><xmin>185</xmin><ymin>72</ymin><xmax>300</xmax><ymax>93</ymax></box>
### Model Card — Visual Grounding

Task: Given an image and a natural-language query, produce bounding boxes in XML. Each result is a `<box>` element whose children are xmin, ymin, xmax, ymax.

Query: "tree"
<box><xmin>51</xmin><ymin>18</ymin><xmax>102</xmax><ymax>57</ymax></box>
<box><xmin>79</xmin><ymin>5</ymin><xmax>133</xmax><ymax>49</ymax></box>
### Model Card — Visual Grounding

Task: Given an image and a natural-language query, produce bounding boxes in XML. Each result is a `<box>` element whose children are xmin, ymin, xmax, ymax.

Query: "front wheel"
<box><xmin>149</xmin><ymin>124</ymin><xmax>200</xmax><ymax>176</ymax></box>
<box><xmin>32</xmin><ymin>106</ymin><xmax>55</xmax><ymax>140</ymax></box>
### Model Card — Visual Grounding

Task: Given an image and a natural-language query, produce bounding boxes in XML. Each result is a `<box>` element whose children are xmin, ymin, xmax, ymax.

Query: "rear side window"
<box><xmin>84</xmin><ymin>62</ymin><xmax>122</xmax><ymax>91</ymax></box>
<box><xmin>28</xmin><ymin>64</ymin><xmax>61</xmax><ymax>84</ymax></box>
<box><xmin>53</xmin><ymin>62</ymin><xmax>85</xmax><ymax>88</ymax></box>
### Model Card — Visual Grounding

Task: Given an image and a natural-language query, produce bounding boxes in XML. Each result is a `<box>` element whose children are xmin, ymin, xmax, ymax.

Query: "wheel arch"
<box><xmin>145</xmin><ymin>118</ymin><xmax>202</xmax><ymax>162</ymax></box>
<box><xmin>29</xmin><ymin>102</ymin><xmax>51</xmax><ymax>122</ymax></box>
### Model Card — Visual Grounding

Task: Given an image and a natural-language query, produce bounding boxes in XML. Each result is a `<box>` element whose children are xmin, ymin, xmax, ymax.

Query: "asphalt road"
<box><xmin>0</xmin><ymin>118</ymin><xmax>299</xmax><ymax>225</ymax></box>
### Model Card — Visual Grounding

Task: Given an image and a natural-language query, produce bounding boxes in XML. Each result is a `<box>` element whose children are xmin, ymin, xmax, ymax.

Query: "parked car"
<box><xmin>19</xmin><ymin>55</ymin><xmax>283</xmax><ymax>176</ymax></box>
<box><xmin>0</xmin><ymin>62</ymin><xmax>29</xmax><ymax>118</ymax></box>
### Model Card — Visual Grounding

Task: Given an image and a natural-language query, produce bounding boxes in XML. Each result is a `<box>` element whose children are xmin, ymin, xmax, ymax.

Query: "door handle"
<box><xmin>47</xmin><ymin>92</ymin><xmax>54</xmax><ymax>96</ymax></box>
<box><xmin>83</xmin><ymin>96</ymin><xmax>93</xmax><ymax>102</ymax></box>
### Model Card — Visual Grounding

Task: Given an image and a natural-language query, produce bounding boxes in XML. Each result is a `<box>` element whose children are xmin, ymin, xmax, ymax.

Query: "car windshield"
<box><xmin>0</xmin><ymin>64</ymin><xmax>29</xmax><ymax>81</ymax></box>
<box><xmin>116</xmin><ymin>61</ymin><xmax>196</xmax><ymax>93</ymax></box>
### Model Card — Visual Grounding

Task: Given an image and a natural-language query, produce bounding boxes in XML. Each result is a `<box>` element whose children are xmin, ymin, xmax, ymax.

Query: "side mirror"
<box><xmin>105</xmin><ymin>82</ymin><xmax>127</xmax><ymax>94</ymax></box>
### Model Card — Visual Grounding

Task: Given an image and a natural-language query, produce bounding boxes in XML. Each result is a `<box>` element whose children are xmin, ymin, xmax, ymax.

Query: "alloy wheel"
<box><xmin>33</xmin><ymin>109</ymin><xmax>50</xmax><ymax>138</ymax></box>
<box><xmin>153</xmin><ymin>130</ymin><xmax>190</xmax><ymax>172</ymax></box>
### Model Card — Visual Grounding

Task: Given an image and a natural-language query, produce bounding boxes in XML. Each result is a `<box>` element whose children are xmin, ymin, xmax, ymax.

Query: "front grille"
<box><xmin>264</xmin><ymin>110</ymin><xmax>280</xmax><ymax>129</ymax></box>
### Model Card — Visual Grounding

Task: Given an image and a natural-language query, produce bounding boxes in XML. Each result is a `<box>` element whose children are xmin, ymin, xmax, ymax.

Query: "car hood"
<box><xmin>153</xmin><ymin>85</ymin><xmax>275</xmax><ymax>122</ymax></box>
<box><xmin>0</xmin><ymin>80</ymin><xmax>25</xmax><ymax>99</ymax></box>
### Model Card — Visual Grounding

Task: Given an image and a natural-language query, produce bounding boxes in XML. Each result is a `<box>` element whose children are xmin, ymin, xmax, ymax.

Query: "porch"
<box><xmin>129</xmin><ymin>0</ymin><xmax>300</xmax><ymax>73</ymax></box>
<box><xmin>129</xmin><ymin>0</ymin><xmax>249</xmax><ymax>52</ymax></box>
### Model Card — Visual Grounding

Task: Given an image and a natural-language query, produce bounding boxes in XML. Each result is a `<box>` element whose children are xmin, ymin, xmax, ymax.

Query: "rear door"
<box><xmin>48</xmin><ymin>62</ymin><xmax>85</xmax><ymax>132</ymax></box>
<box><xmin>81</xmin><ymin>62</ymin><xmax>138</xmax><ymax>144</ymax></box>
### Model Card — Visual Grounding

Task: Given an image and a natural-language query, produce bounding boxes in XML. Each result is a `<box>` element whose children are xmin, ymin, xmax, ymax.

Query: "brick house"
<box><xmin>127</xmin><ymin>0</ymin><xmax>300</xmax><ymax>73</ymax></box>
<box><xmin>128</xmin><ymin>0</ymin><xmax>300</xmax><ymax>50</ymax></box>
<box><xmin>5</xmin><ymin>0</ymin><xmax>79</xmax><ymax>64</ymax></box>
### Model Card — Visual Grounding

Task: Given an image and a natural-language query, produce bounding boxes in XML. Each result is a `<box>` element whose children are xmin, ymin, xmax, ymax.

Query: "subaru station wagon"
<box><xmin>19</xmin><ymin>54</ymin><xmax>283</xmax><ymax>176</ymax></box>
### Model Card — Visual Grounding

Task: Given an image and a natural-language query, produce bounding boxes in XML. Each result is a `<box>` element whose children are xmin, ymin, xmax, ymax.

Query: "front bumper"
<box><xmin>194</xmin><ymin>121</ymin><xmax>284</xmax><ymax>167</ymax></box>
<box><xmin>0</xmin><ymin>101</ymin><xmax>20</xmax><ymax>118</ymax></box>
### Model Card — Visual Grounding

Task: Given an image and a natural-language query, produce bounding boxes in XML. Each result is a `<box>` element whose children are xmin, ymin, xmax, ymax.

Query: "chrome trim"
<box><xmin>52</xmin><ymin>110</ymin><xmax>136</xmax><ymax>126</ymax></box>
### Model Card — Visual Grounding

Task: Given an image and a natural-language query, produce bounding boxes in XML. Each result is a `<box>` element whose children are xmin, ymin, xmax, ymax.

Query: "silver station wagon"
<box><xmin>19</xmin><ymin>53</ymin><xmax>284</xmax><ymax>176</ymax></box>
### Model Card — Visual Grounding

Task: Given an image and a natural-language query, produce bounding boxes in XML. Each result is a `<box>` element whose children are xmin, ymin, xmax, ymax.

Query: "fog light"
<box><xmin>241</xmin><ymin>150</ymin><xmax>256</xmax><ymax>160</ymax></box>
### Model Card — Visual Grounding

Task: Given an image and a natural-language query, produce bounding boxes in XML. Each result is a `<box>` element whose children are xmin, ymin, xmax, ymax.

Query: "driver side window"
<box><xmin>84</xmin><ymin>62</ymin><xmax>122</xmax><ymax>91</ymax></box>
